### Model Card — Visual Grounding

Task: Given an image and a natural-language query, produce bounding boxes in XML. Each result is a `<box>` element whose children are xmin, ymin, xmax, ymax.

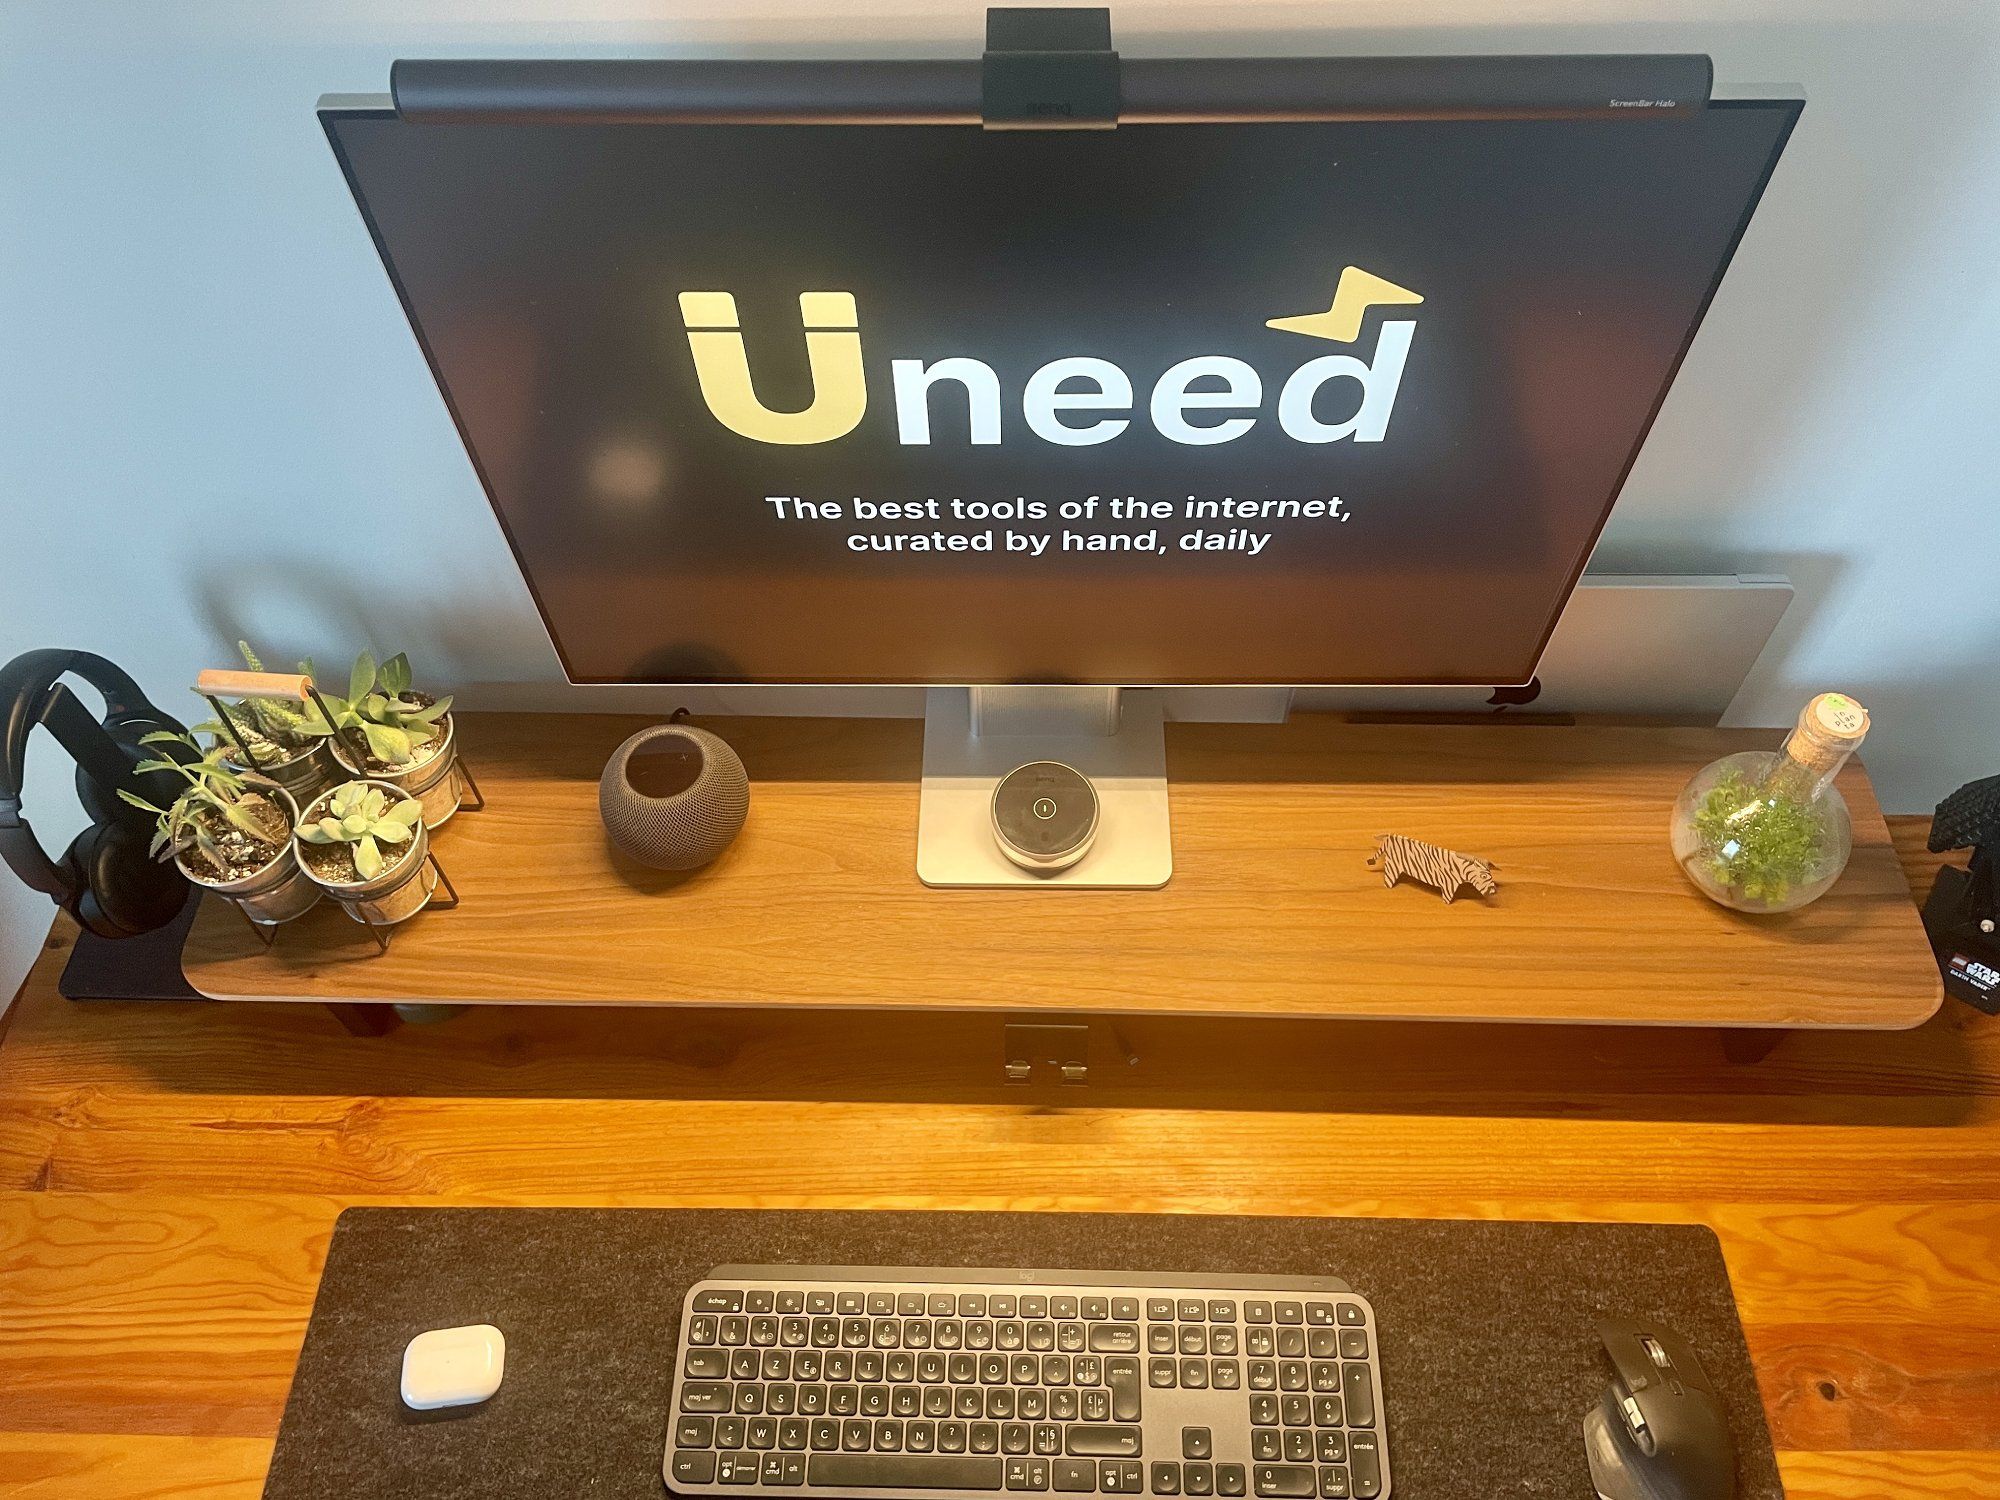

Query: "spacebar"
<box><xmin>808</xmin><ymin>1456</ymin><xmax>1005</xmax><ymax>1490</ymax></box>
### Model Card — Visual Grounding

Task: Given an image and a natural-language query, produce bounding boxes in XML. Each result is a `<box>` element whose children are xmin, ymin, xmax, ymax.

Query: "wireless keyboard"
<box><xmin>664</xmin><ymin>1267</ymin><xmax>1390</xmax><ymax>1500</ymax></box>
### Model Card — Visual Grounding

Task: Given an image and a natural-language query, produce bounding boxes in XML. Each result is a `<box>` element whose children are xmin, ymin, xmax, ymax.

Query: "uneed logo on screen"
<box><xmin>676</xmin><ymin>266</ymin><xmax>1423</xmax><ymax>448</ymax></box>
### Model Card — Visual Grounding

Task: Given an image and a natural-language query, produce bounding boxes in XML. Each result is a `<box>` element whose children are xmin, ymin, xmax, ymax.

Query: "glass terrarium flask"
<box><xmin>1671</xmin><ymin>693</ymin><xmax>1871</xmax><ymax>913</ymax></box>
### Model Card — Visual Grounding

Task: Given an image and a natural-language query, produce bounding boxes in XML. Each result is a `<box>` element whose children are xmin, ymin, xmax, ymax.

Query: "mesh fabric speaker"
<box><xmin>598</xmin><ymin>723</ymin><xmax>749</xmax><ymax>871</ymax></box>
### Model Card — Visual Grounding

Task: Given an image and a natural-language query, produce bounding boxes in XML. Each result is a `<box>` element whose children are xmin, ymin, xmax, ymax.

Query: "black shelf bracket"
<box><xmin>982</xmin><ymin>6</ymin><xmax>1119</xmax><ymax>130</ymax></box>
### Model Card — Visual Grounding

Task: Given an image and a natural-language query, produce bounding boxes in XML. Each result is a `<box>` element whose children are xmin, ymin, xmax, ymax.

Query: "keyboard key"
<box><xmin>941</xmin><ymin>1422</ymin><xmax>968</xmax><ymax>1453</ymax></box>
<box><xmin>1183</xmin><ymin>1428</ymin><xmax>1213</xmax><ymax>1459</ymax></box>
<box><xmin>1341</xmin><ymin>1365</ymin><xmax>1375</xmax><ymax>1428</ymax></box>
<box><xmin>839</xmin><ymin>1294</ymin><xmax>865</xmax><ymax>1315</ymax></box>
<box><xmin>1082</xmin><ymin>1297</ymin><xmax>1110</xmax><ymax>1320</ymax></box>
<box><xmin>716</xmin><ymin>1453</ymin><xmax>759</xmax><ymax>1485</ymax></box>
<box><xmin>808</xmin><ymin>1293</ymin><xmax>834</xmax><ymax>1315</ymax></box>
<box><xmin>1254</xmin><ymin>1465</ymin><xmax>1316</xmax><ymax>1497</ymax></box>
<box><xmin>1304</xmin><ymin>1303</ymin><xmax>1334</xmax><ymax>1327</ymax></box>
<box><xmin>875</xmin><ymin>1419</ymin><xmax>904</xmax><ymax>1451</ymax></box>
<box><xmin>1339</xmin><ymin>1331</ymin><xmax>1368</xmax><ymax>1360</ymax></box>
<box><xmin>747</xmin><ymin>1417</ymin><xmax>777</xmax><ymax>1449</ymax></box>
<box><xmin>1034</xmin><ymin>1425</ymin><xmax>1062</xmax><ymax>1456</ymax></box>
<box><xmin>1107</xmin><ymin>1357</ymin><xmax>1142</xmax><ymax>1421</ymax></box>
<box><xmin>1089</xmin><ymin>1324</ymin><xmax>1141</xmax><ymax>1353</ymax></box>
<box><xmin>1082</xmin><ymin>1391</ymin><xmax>1111</xmax><ymax>1422</ymax></box>
<box><xmin>1112</xmin><ymin>1298</ymin><xmax>1139</xmax><ymax>1320</ymax></box>
<box><xmin>972</xmin><ymin>1423</ymin><xmax>1000</xmax><ymax>1454</ymax></box>
<box><xmin>1184</xmin><ymin>1464</ymin><xmax>1214</xmax><ymax>1496</ymax></box>
<box><xmin>1022</xmin><ymin>1296</ymin><xmax>1049</xmax><ymax>1319</ymax></box>
<box><xmin>1277</xmin><ymin>1330</ymin><xmax>1306</xmax><ymax>1360</ymax></box>
<box><xmin>1066</xmin><ymin>1426</ymin><xmax>1143</xmax><ymax>1457</ymax></box>
<box><xmin>809</xmin><ymin>1455</ymin><xmax>1005</xmax><ymax>1490</ymax></box>
<box><xmin>717</xmin><ymin>1418</ymin><xmax>746</xmax><ymax>1449</ymax></box>
<box><xmin>682</xmin><ymin>1382</ymin><xmax>731</xmax><ymax>1412</ymax></box>
<box><xmin>1152</xmin><ymin>1462</ymin><xmax>1182</xmax><ymax>1494</ymax></box>
<box><xmin>686</xmin><ymin>1349</ymin><xmax>729</xmax><ymax>1380</ymax></box>
<box><xmin>1209</xmin><ymin>1301</ymin><xmax>1236</xmax><ymax>1322</ymax></box>
<box><xmin>1052</xmin><ymin>1298</ymin><xmax>1079</xmax><ymax>1320</ymax></box>
<box><xmin>1252</xmin><ymin>1433</ymin><xmax>1282</xmax><ymax>1463</ymax></box>
<box><xmin>1177</xmin><ymin>1300</ymin><xmax>1204</xmax><ymax>1322</ymax></box>
<box><xmin>1346</xmin><ymin>1435</ymin><xmax>1380</xmax><ymax>1500</ymax></box>
<box><xmin>810</xmin><ymin>1419</ymin><xmax>839</xmax><ymax>1450</ymax></box>
<box><xmin>991</xmin><ymin>1297</ymin><xmax>1017</xmax><ymax>1318</ymax></box>
<box><xmin>1317</xmin><ymin>1467</ymin><xmax>1349</xmax><ymax>1499</ymax></box>
<box><xmin>1180</xmin><ymin>1359</ymin><xmax>1209</xmax><ymax>1390</ymax></box>
<box><xmin>1335</xmin><ymin>1304</ymin><xmax>1366</xmax><ymax>1328</ymax></box>
<box><xmin>1100</xmin><ymin>1460</ymin><xmax>1144</xmax><ymax>1493</ymax></box>
<box><xmin>932</xmin><ymin>1295</ymin><xmax>958</xmax><ymax>1317</ymax></box>
<box><xmin>1150</xmin><ymin>1358</ymin><xmax>1177</xmax><ymax>1388</ymax></box>
<box><xmin>689</xmin><ymin>1315</ymin><xmax>719</xmax><ymax>1345</ymax></box>
<box><xmin>778</xmin><ymin>1291</ymin><xmax>804</xmax><ymax>1314</ymax></box>
<box><xmin>1150</xmin><ymin>1326</ymin><xmax>1177</xmax><ymax>1354</ymax></box>
<box><xmin>1244</xmin><ymin>1302</ymin><xmax>1273</xmax><ymax>1325</ymax></box>
<box><xmin>1003</xmin><ymin>1423</ymin><xmax>1031</xmax><ymax>1455</ymax></box>
<box><xmin>1275</xmin><ymin>1304</ymin><xmax>1302</xmax><ymax>1325</ymax></box>
<box><xmin>1147</xmin><ymin>1298</ymin><xmax>1174</xmax><ymax>1321</ymax></box>
<box><xmin>1283</xmin><ymin>1432</ymin><xmax>1313</xmax><ymax>1464</ymax></box>
<box><xmin>1249</xmin><ymin>1394</ymin><xmax>1279</xmax><ymax>1425</ymax></box>
<box><xmin>670</xmin><ymin>1450</ymin><xmax>717</xmax><ymax>1486</ymax></box>
<box><xmin>1313</xmin><ymin>1397</ymin><xmax>1343</xmax><ymax>1428</ymax></box>
<box><xmin>1316</xmin><ymin>1434</ymin><xmax>1345</xmax><ymax>1465</ymax></box>
<box><xmin>1055</xmin><ymin>1458</ymin><xmax>1096</xmax><ymax>1492</ymax></box>
<box><xmin>695</xmin><ymin>1290</ymin><xmax>745</xmax><ymax>1313</ymax></box>
<box><xmin>958</xmin><ymin>1294</ymin><xmax>987</xmax><ymax>1317</ymax></box>
<box><xmin>869</xmin><ymin>1293</ymin><xmax>896</xmax><ymax>1316</ymax></box>
<box><xmin>1212</xmin><ymin>1362</ymin><xmax>1241</xmax><ymax>1390</ymax></box>
<box><xmin>677</xmin><ymin>1415</ymin><xmax>715</xmax><ymax>1447</ymax></box>
<box><xmin>1217</xmin><ymin>1465</ymin><xmax>1247</xmax><ymax>1497</ymax></box>
<box><xmin>1006</xmin><ymin>1458</ymin><xmax>1050</xmax><ymax>1491</ymax></box>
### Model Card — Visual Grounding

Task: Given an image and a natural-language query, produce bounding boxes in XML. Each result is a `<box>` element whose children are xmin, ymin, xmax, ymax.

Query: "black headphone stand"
<box><xmin>56</xmin><ymin>885</ymin><xmax>206</xmax><ymax>1000</ymax></box>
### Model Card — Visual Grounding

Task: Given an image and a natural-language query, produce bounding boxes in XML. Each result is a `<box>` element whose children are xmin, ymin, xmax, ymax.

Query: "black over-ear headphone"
<box><xmin>0</xmin><ymin>649</ymin><xmax>194</xmax><ymax>939</ymax></box>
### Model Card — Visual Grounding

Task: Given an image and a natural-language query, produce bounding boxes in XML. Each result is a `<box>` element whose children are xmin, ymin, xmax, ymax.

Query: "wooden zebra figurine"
<box><xmin>1367</xmin><ymin>834</ymin><xmax>1498</xmax><ymax>903</ymax></box>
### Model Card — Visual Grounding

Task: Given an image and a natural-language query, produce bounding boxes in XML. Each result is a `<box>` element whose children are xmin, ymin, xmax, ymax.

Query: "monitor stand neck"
<box><xmin>917</xmin><ymin>686</ymin><xmax>1172</xmax><ymax>888</ymax></box>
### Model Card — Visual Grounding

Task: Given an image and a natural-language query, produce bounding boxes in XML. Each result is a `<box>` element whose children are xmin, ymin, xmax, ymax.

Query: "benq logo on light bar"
<box><xmin>677</xmin><ymin>267</ymin><xmax>1422</xmax><ymax>448</ymax></box>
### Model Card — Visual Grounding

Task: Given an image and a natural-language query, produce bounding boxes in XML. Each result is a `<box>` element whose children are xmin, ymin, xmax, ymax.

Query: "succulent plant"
<box><xmin>297</xmin><ymin>780</ymin><xmax>425</xmax><ymax>881</ymax></box>
<box><xmin>193</xmin><ymin>641</ymin><xmax>322</xmax><ymax>762</ymax></box>
<box><xmin>116</xmin><ymin>730</ymin><xmax>289</xmax><ymax>876</ymax></box>
<box><xmin>298</xmin><ymin>652</ymin><xmax>452</xmax><ymax>768</ymax></box>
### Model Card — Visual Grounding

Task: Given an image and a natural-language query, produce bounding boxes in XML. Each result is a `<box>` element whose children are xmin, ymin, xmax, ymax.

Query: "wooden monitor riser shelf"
<box><xmin>179</xmin><ymin>712</ymin><xmax>1941</xmax><ymax>1029</ymax></box>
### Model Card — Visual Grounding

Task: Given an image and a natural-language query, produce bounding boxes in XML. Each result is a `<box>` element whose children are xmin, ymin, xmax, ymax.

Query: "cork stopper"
<box><xmin>1784</xmin><ymin>692</ymin><xmax>1870</xmax><ymax>770</ymax></box>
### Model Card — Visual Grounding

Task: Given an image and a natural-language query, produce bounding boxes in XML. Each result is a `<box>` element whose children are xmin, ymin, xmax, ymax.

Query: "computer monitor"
<box><xmin>321</xmin><ymin>27</ymin><xmax>1797</xmax><ymax>886</ymax></box>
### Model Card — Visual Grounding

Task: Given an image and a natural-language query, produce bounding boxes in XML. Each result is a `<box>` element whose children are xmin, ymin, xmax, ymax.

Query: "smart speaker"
<box><xmin>991</xmin><ymin>761</ymin><xmax>1098</xmax><ymax>873</ymax></box>
<box><xmin>599</xmin><ymin>722</ymin><xmax>749</xmax><ymax>870</ymax></box>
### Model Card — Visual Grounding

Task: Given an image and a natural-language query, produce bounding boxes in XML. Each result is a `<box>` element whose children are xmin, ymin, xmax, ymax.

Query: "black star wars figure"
<box><xmin>1924</xmin><ymin>774</ymin><xmax>2000</xmax><ymax>1014</ymax></box>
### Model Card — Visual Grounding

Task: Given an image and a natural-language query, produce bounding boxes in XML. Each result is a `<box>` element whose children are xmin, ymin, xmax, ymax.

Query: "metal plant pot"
<box><xmin>296</xmin><ymin>780</ymin><xmax>438</xmax><ymax>928</ymax></box>
<box><xmin>175</xmin><ymin>788</ymin><xmax>321</xmax><ymax>927</ymax></box>
<box><xmin>330</xmin><ymin>713</ymin><xmax>464</xmax><ymax>829</ymax></box>
<box><xmin>224</xmin><ymin>738</ymin><xmax>338</xmax><ymax>809</ymax></box>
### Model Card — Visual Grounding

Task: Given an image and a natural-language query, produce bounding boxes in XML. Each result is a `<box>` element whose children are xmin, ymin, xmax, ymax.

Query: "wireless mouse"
<box><xmin>1582</xmin><ymin>1318</ymin><xmax>1737</xmax><ymax>1500</ymax></box>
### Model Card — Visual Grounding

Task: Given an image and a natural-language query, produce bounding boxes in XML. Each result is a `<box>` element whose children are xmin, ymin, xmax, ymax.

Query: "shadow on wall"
<box><xmin>190</xmin><ymin>553</ymin><xmax>560</xmax><ymax>691</ymax></box>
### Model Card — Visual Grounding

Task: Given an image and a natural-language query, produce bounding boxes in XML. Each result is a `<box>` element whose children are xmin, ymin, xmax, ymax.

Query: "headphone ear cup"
<box><xmin>79</xmin><ymin>712</ymin><xmax>185</xmax><ymax>829</ymax></box>
<box><xmin>67</xmin><ymin>822</ymin><xmax>185</xmax><ymax>938</ymax></box>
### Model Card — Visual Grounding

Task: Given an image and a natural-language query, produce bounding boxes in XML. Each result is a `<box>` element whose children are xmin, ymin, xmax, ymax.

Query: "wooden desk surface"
<box><xmin>183</xmin><ymin>714</ymin><xmax>1941</xmax><ymax>1029</ymax></box>
<box><xmin>0</xmin><ymin>821</ymin><xmax>1994</xmax><ymax>1499</ymax></box>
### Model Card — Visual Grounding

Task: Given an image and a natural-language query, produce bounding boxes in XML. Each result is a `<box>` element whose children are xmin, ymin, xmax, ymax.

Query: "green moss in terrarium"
<box><xmin>1690</xmin><ymin>768</ymin><xmax>1826</xmax><ymax>906</ymax></box>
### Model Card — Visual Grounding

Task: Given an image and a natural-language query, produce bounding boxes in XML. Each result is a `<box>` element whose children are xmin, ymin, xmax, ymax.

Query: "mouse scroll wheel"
<box><xmin>1641</xmin><ymin>1335</ymin><xmax>1673</xmax><ymax>1369</ymax></box>
<box><xmin>1621</xmin><ymin>1395</ymin><xmax>1649</xmax><ymax>1437</ymax></box>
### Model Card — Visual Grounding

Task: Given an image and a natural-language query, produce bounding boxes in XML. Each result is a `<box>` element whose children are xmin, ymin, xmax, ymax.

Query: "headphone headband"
<box><xmin>0</xmin><ymin>649</ymin><xmax>155</xmax><ymax>807</ymax></box>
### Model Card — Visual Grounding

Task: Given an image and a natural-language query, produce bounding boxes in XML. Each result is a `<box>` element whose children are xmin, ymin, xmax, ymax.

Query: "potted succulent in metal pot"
<box><xmin>301</xmin><ymin>652</ymin><xmax>465</xmax><ymax>828</ymax></box>
<box><xmin>295</xmin><ymin>779</ymin><xmax>435</xmax><ymax>926</ymax></box>
<box><xmin>193</xmin><ymin>642</ymin><xmax>339</xmax><ymax>806</ymax></box>
<box><xmin>116</xmin><ymin>730</ymin><xmax>320</xmax><ymax>928</ymax></box>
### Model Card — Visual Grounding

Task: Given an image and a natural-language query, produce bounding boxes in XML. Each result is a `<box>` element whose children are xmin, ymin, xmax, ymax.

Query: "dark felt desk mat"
<box><xmin>263</xmin><ymin>1210</ymin><xmax>1779</xmax><ymax>1500</ymax></box>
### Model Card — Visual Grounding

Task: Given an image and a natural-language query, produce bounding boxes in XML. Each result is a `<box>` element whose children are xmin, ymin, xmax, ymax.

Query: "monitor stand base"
<box><xmin>917</xmin><ymin>687</ymin><xmax>1172</xmax><ymax>888</ymax></box>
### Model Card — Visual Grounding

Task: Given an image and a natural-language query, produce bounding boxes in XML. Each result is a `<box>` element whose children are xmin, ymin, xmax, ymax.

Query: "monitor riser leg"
<box><xmin>917</xmin><ymin>688</ymin><xmax>1172</xmax><ymax>889</ymax></box>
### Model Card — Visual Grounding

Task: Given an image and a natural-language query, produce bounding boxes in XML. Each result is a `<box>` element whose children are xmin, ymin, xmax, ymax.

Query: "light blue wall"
<box><xmin>5</xmin><ymin>1</ymin><xmax>1999</xmax><ymax>993</ymax></box>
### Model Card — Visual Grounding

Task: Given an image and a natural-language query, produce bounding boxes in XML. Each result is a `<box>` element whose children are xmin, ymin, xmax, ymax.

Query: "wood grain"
<box><xmin>1</xmin><ymin>816</ymin><xmax>1991</xmax><ymax>1497</ymax></box>
<box><xmin>183</xmin><ymin>714</ymin><xmax>1942</xmax><ymax>1028</ymax></box>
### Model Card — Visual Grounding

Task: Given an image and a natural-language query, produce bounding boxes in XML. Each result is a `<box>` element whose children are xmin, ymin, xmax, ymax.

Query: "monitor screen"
<box><xmin>324</xmin><ymin>100</ymin><xmax>1797</xmax><ymax>686</ymax></box>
